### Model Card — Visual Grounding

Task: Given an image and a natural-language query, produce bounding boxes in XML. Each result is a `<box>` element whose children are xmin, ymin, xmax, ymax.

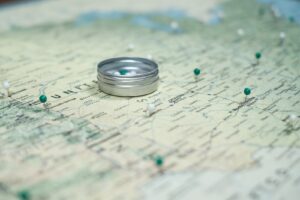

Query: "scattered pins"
<box><xmin>39</xmin><ymin>94</ymin><xmax>48</xmax><ymax>110</ymax></box>
<box><xmin>193</xmin><ymin>68</ymin><xmax>201</xmax><ymax>81</ymax></box>
<box><xmin>17</xmin><ymin>190</ymin><xmax>30</xmax><ymax>200</ymax></box>
<box><xmin>146</xmin><ymin>103</ymin><xmax>156</xmax><ymax>117</ymax></box>
<box><xmin>255</xmin><ymin>52</ymin><xmax>262</xmax><ymax>65</ymax></box>
<box><xmin>2</xmin><ymin>80</ymin><xmax>11</xmax><ymax>97</ymax></box>
<box><xmin>279</xmin><ymin>32</ymin><xmax>286</xmax><ymax>46</ymax></box>
<box><xmin>127</xmin><ymin>43</ymin><xmax>135</xmax><ymax>51</ymax></box>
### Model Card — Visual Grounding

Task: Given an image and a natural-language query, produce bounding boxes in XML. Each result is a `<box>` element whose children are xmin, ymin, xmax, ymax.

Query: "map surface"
<box><xmin>0</xmin><ymin>0</ymin><xmax>300</xmax><ymax>199</ymax></box>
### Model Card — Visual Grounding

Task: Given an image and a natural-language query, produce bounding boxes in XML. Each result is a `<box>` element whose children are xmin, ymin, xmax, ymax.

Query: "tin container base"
<box><xmin>98</xmin><ymin>80</ymin><xmax>158</xmax><ymax>97</ymax></box>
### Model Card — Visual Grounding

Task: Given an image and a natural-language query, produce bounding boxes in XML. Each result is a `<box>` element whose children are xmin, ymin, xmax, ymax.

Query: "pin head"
<box><xmin>244</xmin><ymin>87</ymin><xmax>251</xmax><ymax>96</ymax></box>
<box><xmin>289</xmin><ymin>16</ymin><xmax>295</xmax><ymax>23</ymax></box>
<box><xmin>17</xmin><ymin>190</ymin><xmax>30</xmax><ymax>200</ymax></box>
<box><xmin>147</xmin><ymin>54</ymin><xmax>153</xmax><ymax>60</ymax></box>
<box><xmin>289</xmin><ymin>114</ymin><xmax>297</xmax><ymax>121</ymax></box>
<box><xmin>237</xmin><ymin>28</ymin><xmax>244</xmax><ymax>36</ymax></box>
<box><xmin>255</xmin><ymin>52</ymin><xmax>261</xmax><ymax>60</ymax></box>
<box><xmin>2</xmin><ymin>80</ymin><xmax>10</xmax><ymax>89</ymax></box>
<box><xmin>39</xmin><ymin>95</ymin><xmax>47</xmax><ymax>103</ymax></box>
<box><xmin>154</xmin><ymin>155</ymin><xmax>164</xmax><ymax>167</ymax></box>
<box><xmin>259</xmin><ymin>7</ymin><xmax>265</xmax><ymax>16</ymax></box>
<box><xmin>170</xmin><ymin>21</ymin><xmax>179</xmax><ymax>30</ymax></box>
<box><xmin>127</xmin><ymin>43</ymin><xmax>135</xmax><ymax>51</ymax></box>
<box><xmin>193</xmin><ymin>68</ymin><xmax>201</xmax><ymax>76</ymax></box>
<box><xmin>119</xmin><ymin>69</ymin><xmax>128</xmax><ymax>75</ymax></box>
<box><xmin>280</xmin><ymin>32</ymin><xmax>286</xmax><ymax>39</ymax></box>
<box><xmin>147</xmin><ymin>103</ymin><xmax>156</xmax><ymax>116</ymax></box>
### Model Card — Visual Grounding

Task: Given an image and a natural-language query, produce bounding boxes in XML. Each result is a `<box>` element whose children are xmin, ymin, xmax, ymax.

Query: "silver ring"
<box><xmin>97</xmin><ymin>57</ymin><xmax>159</xmax><ymax>97</ymax></box>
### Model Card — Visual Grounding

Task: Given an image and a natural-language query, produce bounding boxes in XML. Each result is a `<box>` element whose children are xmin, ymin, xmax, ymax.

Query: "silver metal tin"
<box><xmin>97</xmin><ymin>57</ymin><xmax>159</xmax><ymax>97</ymax></box>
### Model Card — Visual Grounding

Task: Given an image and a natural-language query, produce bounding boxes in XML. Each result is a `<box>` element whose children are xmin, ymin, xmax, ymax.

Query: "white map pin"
<box><xmin>127</xmin><ymin>43</ymin><xmax>135</xmax><ymax>51</ymax></box>
<box><xmin>2</xmin><ymin>80</ymin><xmax>11</xmax><ymax>97</ymax></box>
<box><xmin>237</xmin><ymin>28</ymin><xmax>244</xmax><ymax>36</ymax></box>
<box><xmin>279</xmin><ymin>32</ymin><xmax>286</xmax><ymax>45</ymax></box>
<box><xmin>146</xmin><ymin>103</ymin><xmax>156</xmax><ymax>116</ymax></box>
<box><xmin>170</xmin><ymin>21</ymin><xmax>179</xmax><ymax>30</ymax></box>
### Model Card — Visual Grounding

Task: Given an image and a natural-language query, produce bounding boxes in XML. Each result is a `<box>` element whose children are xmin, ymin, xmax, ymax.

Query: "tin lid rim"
<box><xmin>97</xmin><ymin>57</ymin><xmax>158</xmax><ymax>78</ymax></box>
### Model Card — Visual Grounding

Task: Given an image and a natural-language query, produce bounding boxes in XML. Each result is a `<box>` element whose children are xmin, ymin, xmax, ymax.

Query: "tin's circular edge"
<box><xmin>97</xmin><ymin>57</ymin><xmax>158</xmax><ymax>78</ymax></box>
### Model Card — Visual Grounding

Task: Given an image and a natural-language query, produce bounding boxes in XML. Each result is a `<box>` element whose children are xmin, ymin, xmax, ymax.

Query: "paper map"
<box><xmin>0</xmin><ymin>0</ymin><xmax>299</xmax><ymax>199</ymax></box>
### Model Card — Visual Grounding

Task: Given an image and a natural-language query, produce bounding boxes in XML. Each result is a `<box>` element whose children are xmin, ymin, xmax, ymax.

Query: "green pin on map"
<box><xmin>17</xmin><ymin>190</ymin><xmax>30</xmax><ymax>200</ymax></box>
<box><xmin>193</xmin><ymin>68</ymin><xmax>201</xmax><ymax>81</ymax></box>
<box><xmin>244</xmin><ymin>87</ymin><xmax>251</xmax><ymax>96</ymax></box>
<box><xmin>194</xmin><ymin>68</ymin><xmax>201</xmax><ymax>76</ymax></box>
<box><xmin>243</xmin><ymin>87</ymin><xmax>251</xmax><ymax>102</ymax></box>
<box><xmin>255</xmin><ymin>52</ymin><xmax>261</xmax><ymax>65</ymax></box>
<box><xmin>39</xmin><ymin>94</ymin><xmax>48</xmax><ymax>110</ymax></box>
<box><xmin>255</xmin><ymin>51</ymin><xmax>261</xmax><ymax>64</ymax></box>
<box><xmin>154</xmin><ymin>155</ymin><xmax>164</xmax><ymax>169</ymax></box>
<box><xmin>39</xmin><ymin>95</ymin><xmax>47</xmax><ymax>103</ymax></box>
<box><xmin>258</xmin><ymin>7</ymin><xmax>265</xmax><ymax>16</ymax></box>
<box><xmin>289</xmin><ymin>16</ymin><xmax>295</xmax><ymax>23</ymax></box>
<box><xmin>244</xmin><ymin>87</ymin><xmax>251</xmax><ymax>100</ymax></box>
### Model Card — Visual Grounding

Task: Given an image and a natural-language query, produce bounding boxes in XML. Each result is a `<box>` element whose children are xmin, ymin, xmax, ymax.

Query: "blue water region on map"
<box><xmin>75</xmin><ymin>10</ymin><xmax>188</xmax><ymax>33</ymax></box>
<box><xmin>75</xmin><ymin>0</ymin><xmax>300</xmax><ymax>30</ymax></box>
<box><xmin>258</xmin><ymin>0</ymin><xmax>300</xmax><ymax>23</ymax></box>
<box><xmin>208</xmin><ymin>6</ymin><xmax>223</xmax><ymax>25</ymax></box>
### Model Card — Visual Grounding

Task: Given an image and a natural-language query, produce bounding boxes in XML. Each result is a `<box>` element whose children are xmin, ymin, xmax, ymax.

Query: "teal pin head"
<box><xmin>17</xmin><ymin>190</ymin><xmax>30</xmax><ymax>200</ymax></box>
<box><xmin>154</xmin><ymin>155</ymin><xmax>164</xmax><ymax>167</ymax></box>
<box><xmin>244</xmin><ymin>87</ymin><xmax>251</xmax><ymax>96</ymax></box>
<box><xmin>193</xmin><ymin>68</ymin><xmax>201</xmax><ymax>76</ymax></box>
<box><xmin>39</xmin><ymin>95</ymin><xmax>47</xmax><ymax>103</ymax></box>
<box><xmin>289</xmin><ymin>16</ymin><xmax>295</xmax><ymax>23</ymax></box>
<box><xmin>255</xmin><ymin>52</ymin><xmax>261</xmax><ymax>60</ymax></box>
<box><xmin>119</xmin><ymin>69</ymin><xmax>128</xmax><ymax>75</ymax></box>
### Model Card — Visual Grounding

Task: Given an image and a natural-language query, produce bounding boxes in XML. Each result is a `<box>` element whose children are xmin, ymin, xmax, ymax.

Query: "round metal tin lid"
<box><xmin>97</xmin><ymin>57</ymin><xmax>159</xmax><ymax>97</ymax></box>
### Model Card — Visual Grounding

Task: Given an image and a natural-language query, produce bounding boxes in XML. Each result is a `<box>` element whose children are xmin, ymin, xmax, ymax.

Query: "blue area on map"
<box><xmin>131</xmin><ymin>19</ymin><xmax>182</xmax><ymax>33</ymax></box>
<box><xmin>75</xmin><ymin>11</ymin><xmax>126</xmax><ymax>26</ymax></box>
<box><xmin>75</xmin><ymin>10</ymin><xmax>187</xmax><ymax>33</ymax></box>
<box><xmin>208</xmin><ymin>6</ymin><xmax>223</xmax><ymax>25</ymax></box>
<box><xmin>258</xmin><ymin>0</ymin><xmax>300</xmax><ymax>24</ymax></box>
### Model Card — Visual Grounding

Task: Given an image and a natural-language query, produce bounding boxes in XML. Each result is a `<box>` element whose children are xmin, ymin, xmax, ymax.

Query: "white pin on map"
<box><xmin>146</xmin><ymin>103</ymin><xmax>156</xmax><ymax>116</ymax></box>
<box><xmin>287</xmin><ymin>114</ymin><xmax>298</xmax><ymax>130</ymax></box>
<box><xmin>279</xmin><ymin>32</ymin><xmax>286</xmax><ymax>45</ymax></box>
<box><xmin>127</xmin><ymin>43</ymin><xmax>135</xmax><ymax>51</ymax></box>
<box><xmin>289</xmin><ymin>114</ymin><xmax>297</xmax><ymax>121</ymax></box>
<box><xmin>147</xmin><ymin>54</ymin><xmax>153</xmax><ymax>60</ymax></box>
<box><xmin>170</xmin><ymin>21</ymin><xmax>179</xmax><ymax>30</ymax></box>
<box><xmin>2</xmin><ymin>80</ymin><xmax>11</xmax><ymax>97</ymax></box>
<box><xmin>237</xmin><ymin>28</ymin><xmax>244</xmax><ymax>36</ymax></box>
